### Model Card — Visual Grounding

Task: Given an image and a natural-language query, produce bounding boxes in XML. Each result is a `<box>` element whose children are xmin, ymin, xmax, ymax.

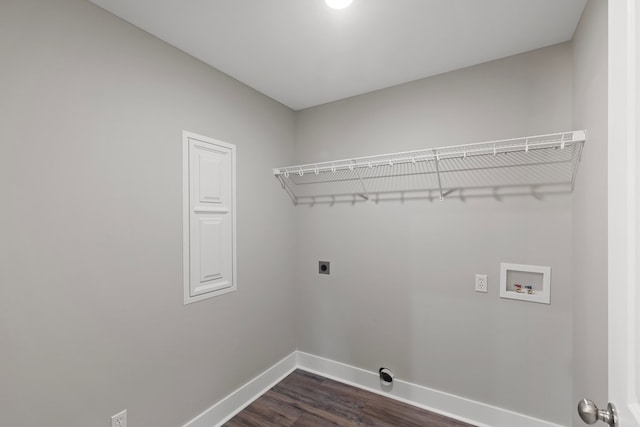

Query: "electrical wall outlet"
<box><xmin>319</xmin><ymin>261</ymin><xmax>330</xmax><ymax>275</ymax></box>
<box><xmin>111</xmin><ymin>410</ymin><xmax>127</xmax><ymax>427</ymax></box>
<box><xmin>475</xmin><ymin>274</ymin><xmax>488</xmax><ymax>293</ymax></box>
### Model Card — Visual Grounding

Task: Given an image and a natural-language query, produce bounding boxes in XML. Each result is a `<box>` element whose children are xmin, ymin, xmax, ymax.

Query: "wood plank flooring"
<box><xmin>224</xmin><ymin>369</ymin><xmax>476</xmax><ymax>427</ymax></box>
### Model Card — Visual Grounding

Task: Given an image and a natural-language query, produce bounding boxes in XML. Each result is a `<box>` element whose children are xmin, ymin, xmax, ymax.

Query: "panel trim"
<box><xmin>198</xmin><ymin>156</ymin><xmax>222</xmax><ymax>204</ymax></box>
<box><xmin>194</xmin><ymin>217</ymin><xmax>223</xmax><ymax>293</ymax></box>
<box><xmin>193</xmin><ymin>206</ymin><xmax>230</xmax><ymax>214</ymax></box>
<box><xmin>183</xmin><ymin>351</ymin><xmax>566</xmax><ymax>427</ymax></box>
<box><xmin>193</xmin><ymin>281</ymin><xmax>231</xmax><ymax>296</ymax></box>
<box><xmin>183</xmin><ymin>130</ymin><xmax>237</xmax><ymax>305</ymax></box>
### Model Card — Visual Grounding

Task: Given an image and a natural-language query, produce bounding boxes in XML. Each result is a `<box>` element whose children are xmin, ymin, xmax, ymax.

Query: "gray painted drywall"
<box><xmin>0</xmin><ymin>1</ymin><xmax>296</xmax><ymax>426</ymax></box>
<box><xmin>0</xmin><ymin>1</ymin><xmax>607</xmax><ymax>426</ymax></box>
<box><xmin>294</xmin><ymin>44</ymin><xmax>574</xmax><ymax>425</ymax></box>
<box><xmin>571</xmin><ymin>1</ymin><xmax>608</xmax><ymax>425</ymax></box>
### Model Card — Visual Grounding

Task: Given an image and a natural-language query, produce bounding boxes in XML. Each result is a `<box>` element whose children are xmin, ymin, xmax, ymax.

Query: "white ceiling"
<box><xmin>88</xmin><ymin>0</ymin><xmax>587</xmax><ymax>110</ymax></box>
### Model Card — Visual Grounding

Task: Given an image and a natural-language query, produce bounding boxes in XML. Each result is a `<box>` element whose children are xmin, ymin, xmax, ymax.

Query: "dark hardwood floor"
<box><xmin>224</xmin><ymin>369</ymin><xmax>476</xmax><ymax>427</ymax></box>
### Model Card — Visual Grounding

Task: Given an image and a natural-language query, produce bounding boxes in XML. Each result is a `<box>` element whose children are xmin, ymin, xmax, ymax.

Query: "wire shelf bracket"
<box><xmin>273</xmin><ymin>130</ymin><xmax>586</xmax><ymax>205</ymax></box>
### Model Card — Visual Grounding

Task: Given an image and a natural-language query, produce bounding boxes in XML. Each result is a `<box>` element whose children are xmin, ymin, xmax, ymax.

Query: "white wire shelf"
<box><xmin>273</xmin><ymin>130</ymin><xmax>586</xmax><ymax>204</ymax></box>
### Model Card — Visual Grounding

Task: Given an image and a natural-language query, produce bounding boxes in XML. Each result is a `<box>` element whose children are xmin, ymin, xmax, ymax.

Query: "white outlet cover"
<box><xmin>111</xmin><ymin>409</ymin><xmax>127</xmax><ymax>427</ymax></box>
<box><xmin>475</xmin><ymin>274</ymin><xmax>488</xmax><ymax>293</ymax></box>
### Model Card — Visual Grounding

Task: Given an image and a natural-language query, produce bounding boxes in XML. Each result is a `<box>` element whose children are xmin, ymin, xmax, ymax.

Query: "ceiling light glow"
<box><xmin>325</xmin><ymin>0</ymin><xmax>352</xmax><ymax>10</ymax></box>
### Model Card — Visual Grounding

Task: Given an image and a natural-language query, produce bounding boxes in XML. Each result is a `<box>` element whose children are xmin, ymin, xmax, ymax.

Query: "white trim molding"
<box><xmin>296</xmin><ymin>352</ymin><xmax>565</xmax><ymax>427</ymax></box>
<box><xmin>184</xmin><ymin>351</ymin><xmax>566</xmax><ymax>427</ymax></box>
<box><xmin>609</xmin><ymin>0</ymin><xmax>640</xmax><ymax>425</ymax></box>
<box><xmin>182</xmin><ymin>352</ymin><xmax>297</xmax><ymax>427</ymax></box>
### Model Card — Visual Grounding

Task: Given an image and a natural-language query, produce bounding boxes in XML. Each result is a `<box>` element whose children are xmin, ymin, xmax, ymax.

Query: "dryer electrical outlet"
<box><xmin>319</xmin><ymin>261</ymin><xmax>330</xmax><ymax>275</ymax></box>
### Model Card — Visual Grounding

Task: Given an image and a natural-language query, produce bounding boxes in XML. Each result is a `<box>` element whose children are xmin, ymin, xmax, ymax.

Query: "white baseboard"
<box><xmin>296</xmin><ymin>351</ymin><xmax>566</xmax><ymax>427</ymax></box>
<box><xmin>182</xmin><ymin>352</ymin><xmax>297</xmax><ymax>427</ymax></box>
<box><xmin>184</xmin><ymin>350</ymin><xmax>566</xmax><ymax>427</ymax></box>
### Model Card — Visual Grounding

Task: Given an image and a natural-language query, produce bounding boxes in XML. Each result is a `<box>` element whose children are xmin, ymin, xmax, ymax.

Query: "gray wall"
<box><xmin>294</xmin><ymin>44</ymin><xmax>575</xmax><ymax>425</ymax></box>
<box><xmin>571</xmin><ymin>1</ymin><xmax>608</xmax><ymax>425</ymax></box>
<box><xmin>0</xmin><ymin>1</ymin><xmax>607</xmax><ymax>426</ymax></box>
<box><xmin>0</xmin><ymin>1</ymin><xmax>296</xmax><ymax>426</ymax></box>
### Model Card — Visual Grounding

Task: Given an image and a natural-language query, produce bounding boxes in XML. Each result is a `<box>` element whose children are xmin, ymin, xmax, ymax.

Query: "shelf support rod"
<box><xmin>433</xmin><ymin>150</ymin><xmax>445</xmax><ymax>201</ymax></box>
<box><xmin>352</xmin><ymin>160</ymin><xmax>370</xmax><ymax>200</ymax></box>
<box><xmin>570</xmin><ymin>141</ymin><xmax>585</xmax><ymax>191</ymax></box>
<box><xmin>275</xmin><ymin>174</ymin><xmax>298</xmax><ymax>205</ymax></box>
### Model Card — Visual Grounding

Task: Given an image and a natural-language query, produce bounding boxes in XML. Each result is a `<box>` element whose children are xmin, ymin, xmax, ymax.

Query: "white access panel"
<box><xmin>183</xmin><ymin>131</ymin><xmax>236</xmax><ymax>304</ymax></box>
